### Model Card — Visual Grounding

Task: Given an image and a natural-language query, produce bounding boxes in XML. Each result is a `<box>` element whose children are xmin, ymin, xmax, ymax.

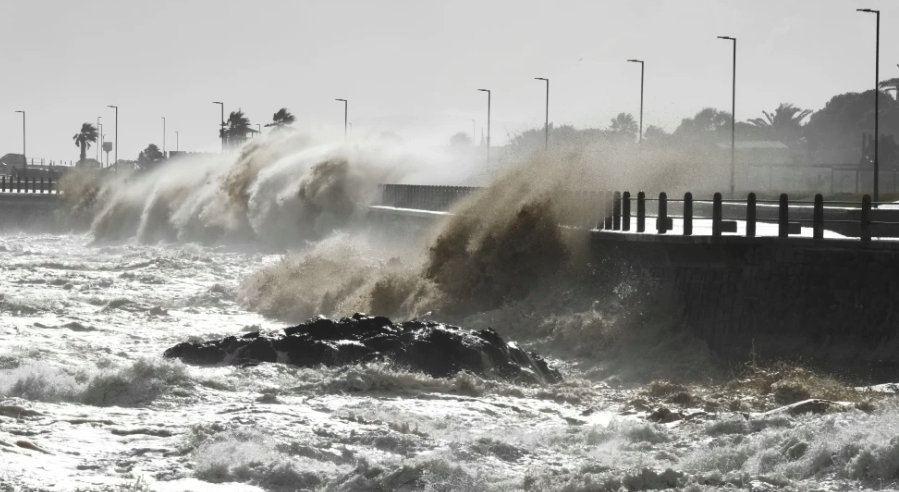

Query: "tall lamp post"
<box><xmin>175</xmin><ymin>131</ymin><xmax>179</xmax><ymax>152</ymax></box>
<box><xmin>15</xmin><ymin>111</ymin><xmax>25</xmax><ymax>175</ymax></box>
<box><xmin>96</xmin><ymin>117</ymin><xmax>102</xmax><ymax>161</ymax></box>
<box><xmin>858</xmin><ymin>8</ymin><xmax>881</xmax><ymax>202</ymax></box>
<box><xmin>717</xmin><ymin>36</ymin><xmax>737</xmax><ymax>196</ymax></box>
<box><xmin>213</xmin><ymin>102</ymin><xmax>224</xmax><ymax>153</ymax></box>
<box><xmin>107</xmin><ymin>105</ymin><xmax>118</xmax><ymax>171</ymax></box>
<box><xmin>535</xmin><ymin>78</ymin><xmax>549</xmax><ymax>150</ymax></box>
<box><xmin>335</xmin><ymin>99</ymin><xmax>348</xmax><ymax>139</ymax></box>
<box><xmin>627</xmin><ymin>59</ymin><xmax>645</xmax><ymax>144</ymax></box>
<box><xmin>477</xmin><ymin>89</ymin><xmax>491</xmax><ymax>164</ymax></box>
<box><xmin>98</xmin><ymin>124</ymin><xmax>103</xmax><ymax>165</ymax></box>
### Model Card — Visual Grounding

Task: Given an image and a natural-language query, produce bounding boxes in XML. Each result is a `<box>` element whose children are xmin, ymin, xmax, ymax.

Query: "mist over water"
<box><xmin>4</xmin><ymin>133</ymin><xmax>897</xmax><ymax>491</ymax></box>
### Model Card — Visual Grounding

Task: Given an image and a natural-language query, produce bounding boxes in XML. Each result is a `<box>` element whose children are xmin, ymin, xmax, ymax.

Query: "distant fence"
<box><xmin>378</xmin><ymin>184</ymin><xmax>478</xmax><ymax>211</ymax></box>
<box><xmin>377</xmin><ymin>183</ymin><xmax>899</xmax><ymax>240</ymax></box>
<box><xmin>0</xmin><ymin>176</ymin><xmax>59</xmax><ymax>194</ymax></box>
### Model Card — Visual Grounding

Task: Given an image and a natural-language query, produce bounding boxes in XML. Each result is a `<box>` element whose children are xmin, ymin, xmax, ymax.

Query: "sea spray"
<box><xmin>60</xmin><ymin>132</ymin><xmax>448</xmax><ymax>246</ymax></box>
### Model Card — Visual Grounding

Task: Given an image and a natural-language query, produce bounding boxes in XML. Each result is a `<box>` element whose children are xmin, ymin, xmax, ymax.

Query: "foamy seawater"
<box><xmin>2</xmin><ymin>234</ymin><xmax>899</xmax><ymax>492</ymax></box>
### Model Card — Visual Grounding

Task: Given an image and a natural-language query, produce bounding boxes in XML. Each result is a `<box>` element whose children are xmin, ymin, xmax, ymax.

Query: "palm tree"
<box><xmin>609</xmin><ymin>113</ymin><xmax>639</xmax><ymax>141</ymax></box>
<box><xmin>72</xmin><ymin>123</ymin><xmax>99</xmax><ymax>163</ymax></box>
<box><xmin>221</xmin><ymin>110</ymin><xmax>253</xmax><ymax>147</ymax></box>
<box><xmin>265</xmin><ymin>108</ymin><xmax>296</xmax><ymax>130</ymax></box>
<box><xmin>747</xmin><ymin>103</ymin><xmax>811</xmax><ymax>145</ymax></box>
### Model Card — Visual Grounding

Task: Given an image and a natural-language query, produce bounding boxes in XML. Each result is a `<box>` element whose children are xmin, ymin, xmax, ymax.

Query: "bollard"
<box><xmin>813</xmin><ymin>194</ymin><xmax>824</xmax><ymax>240</ymax></box>
<box><xmin>683</xmin><ymin>192</ymin><xmax>693</xmax><ymax>236</ymax></box>
<box><xmin>622</xmin><ymin>191</ymin><xmax>631</xmax><ymax>231</ymax></box>
<box><xmin>637</xmin><ymin>191</ymin><xmax>646</xmax><ymax>233</ymax></box>
<box><xmin>712</xmin><ymin>193</ymin><xmax>723</xmax><ymax>236</ymax></box>
<box><xmin>613</xmin><ymin>191</ymin><xmax>621</xmax><ymax>230</ymax></box>
<box><xmin>778</xmin><ymin>193</ymin><xmax>789</xmax><ymax>238</ymax></box>
<box><xmin>602</xmin><ymin>192</ymin><xmax>611</xmax><ymax>229</ymax></box>
<box><xmin>747</xmin><ymin>193</ymin><xmax>757</xmax><ymax>238</ymax></box>
<box><xmin>657</xmin><ymin>192</ymin><xmax>668</xmax><ymax>234</ymax></box>
<box><xmin>861</xmin><ymin>195</ymin><xmax>872</xmax><ymax>242</ymax></box>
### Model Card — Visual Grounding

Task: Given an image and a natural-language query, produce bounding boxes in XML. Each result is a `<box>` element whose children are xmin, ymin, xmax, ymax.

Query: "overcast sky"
<box><xmin>2</xmin><ymin>0</ymin><xmax>898</xmax><ymax>162</ymax></box>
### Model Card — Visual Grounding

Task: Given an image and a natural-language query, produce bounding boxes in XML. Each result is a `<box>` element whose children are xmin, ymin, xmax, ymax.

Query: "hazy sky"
<box><xmin>2</xmin><ymin>0</ymin><xmax>898</xmax><ymax>162</ymax></box>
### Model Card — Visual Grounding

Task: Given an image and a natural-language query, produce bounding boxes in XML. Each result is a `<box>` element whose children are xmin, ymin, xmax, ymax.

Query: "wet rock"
<box><xmin>763</xmin><ymin>399</ymin><xmax>851</xmax><ymax>416</ymax></box>
<box><xmin>164</xmin><ymin>313</ymin><xmax>562</xmax><ymax>384</ymax></box>
<box><xmin>648</xmin><ymin>407</ymin><xmax>683</xmax><ymax>423</ymax></box>
<box><xmin>772</xmin><ymin>381</ymin><xmax>811</xmax><ymax>404</ymax></box>
<box><xmin>148</xmin><ymin>306</ymin><xmax>168</xmax><ymax>316</ymax></box>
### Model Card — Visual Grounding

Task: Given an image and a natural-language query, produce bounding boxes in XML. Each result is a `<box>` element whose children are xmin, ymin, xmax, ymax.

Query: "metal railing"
<box><xmin>0</xmin><ymin>176</ymin><xmax>59</xmax><ymax>195</ymax></box>
<box><xmin>604</xmin><ymin>191</ymin><xmax>895</xmax><ymax>242</ymax></box>
<box><xmin>377</xmin><ymin>183</ymin><xmax>899</xmax><ymax>242</ymax></box>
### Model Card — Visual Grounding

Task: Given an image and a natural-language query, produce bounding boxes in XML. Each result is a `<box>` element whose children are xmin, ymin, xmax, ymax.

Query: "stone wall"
<box><xmin>0</xmin><ymin>194</ymin><xmax>63</xmax><ymax>232</ymax></box>
<box><xmin>368</xmin><ymin>205</ymin><xmax>899</xmax><ymax>376</ymax></box>
<box><xmin>593</xmin><ymin>233</ymin><xmax>899</xmax><ymax>377</ymax></box>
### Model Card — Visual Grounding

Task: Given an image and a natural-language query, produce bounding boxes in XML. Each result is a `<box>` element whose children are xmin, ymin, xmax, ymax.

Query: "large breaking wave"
<box><xmin>62</xmin><ymin>132</ymin><xmax>457</xmax><ymax>246</ymax></box>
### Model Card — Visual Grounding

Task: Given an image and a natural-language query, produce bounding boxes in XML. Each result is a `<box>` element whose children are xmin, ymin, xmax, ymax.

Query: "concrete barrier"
<box><xmin>367</xmin><ymin>202</ymin><xmax>899</xmax><ymax>379</ymax></box>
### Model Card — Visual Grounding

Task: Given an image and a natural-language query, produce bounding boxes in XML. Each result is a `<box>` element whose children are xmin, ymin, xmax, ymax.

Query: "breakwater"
<box><xmin>0</xmin><ymin>193</ymin><xmax>63</xmax><ymax>231</ymax></box>
<box><xmin>372</xmin><ymin>184</ymin><xmax>899</xmax><ymax>376</ymax></box>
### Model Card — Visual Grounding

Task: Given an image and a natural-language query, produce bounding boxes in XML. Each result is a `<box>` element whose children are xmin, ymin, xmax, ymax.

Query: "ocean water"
<box><xmin>2</xmin><ymin>135</ymin><xmax>899</xmax><ymax>491</ymax></box>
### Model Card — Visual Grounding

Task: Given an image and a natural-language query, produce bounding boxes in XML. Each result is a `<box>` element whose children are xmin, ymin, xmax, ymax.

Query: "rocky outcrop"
<box><xmin>164</xmin><ymin>313</ymin><xmax>561</xmax><ymax>384</ymax></box>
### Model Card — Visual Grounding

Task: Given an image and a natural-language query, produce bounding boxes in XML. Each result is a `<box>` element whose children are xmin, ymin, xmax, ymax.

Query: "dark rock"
<box><xmin>164</xmin><ymin>314</ymin><xmax>562</xmax><ymax>384</ymax></box>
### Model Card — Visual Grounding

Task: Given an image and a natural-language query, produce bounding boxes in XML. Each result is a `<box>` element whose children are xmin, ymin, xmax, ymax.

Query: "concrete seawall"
<box><xmin>368</xmin><ymin>205</ymin><xmax>899</xmax><ymax>377</ymax></box>
<box><xmin>0</xmin><ymin>194</ymin><xmax>64</xmax><ymax>231</ymax></box>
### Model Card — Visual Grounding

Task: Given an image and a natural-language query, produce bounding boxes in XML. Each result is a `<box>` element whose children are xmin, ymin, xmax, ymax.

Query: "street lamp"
<box><xmin>627</xmin><ymin>59</ymin><xmax>645</xmax><ymax>144</ymax></box>
<box><xmin>477</xmin><ymin>89</ymin><xmax>491</xmax><ymax>164</ymax></box>
<box><xmin>335</xmin><ymin>99</ymin><xmax>348</xmax><ymax>139</ymax></box>
<box><xmin>717</xmin><ymin>36</ymin><xmax>737</xmax><ymax>196</ymax></box>
<box><xmin>213</xmin><ymin>102</ymin><xmax>224</xmax><ymax>153</ymax></box>
<box><xmin>256</xmin><ymin>123</ymin><xmax>261</xmax><ymax>137</ymax></box>
<box><xmin>96</xmin><ymin>116</ymin><xmax>102</xmax><ymax>161</ymax></box>
<box><xmin>858</xmin><ymin>8</ymin><xmax>881</xmax><ymax>202</ymax></box>
<box><xmin>98</xmin><ymin>123</ymin><xmax>103</xmax><ymax>165</ymax></box>
<box><xmin>15</xmin><ymin>111</ymin><xmax>25</xmax><ymax>175</ymax></box>
<box><xmin>175</xmin><ymin>131</ymin><xmax>179</xmax><ymax>152</ymax></box>
<box><xmin>162</xmin><ymin>117</ymin><xmax>166</xmax><ymax>156</ymax></box>
<box><xmin>107</xmin><ymin>105</ymin><xmax>118</xmax><ymax>170</ymax></box>
<box><xmin>535</xmin><ymin>78</ymin><xmax>549</xmax><ymax>150</ymax></box>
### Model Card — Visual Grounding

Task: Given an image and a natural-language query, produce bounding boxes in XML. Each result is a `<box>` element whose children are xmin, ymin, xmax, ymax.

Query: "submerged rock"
<box><xmin>164</xmin><ymin>313</ymin><xmax>562</xmax><ymax>384</ymax></box>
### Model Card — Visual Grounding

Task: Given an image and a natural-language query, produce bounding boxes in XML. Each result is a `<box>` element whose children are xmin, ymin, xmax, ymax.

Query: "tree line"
<box><xmin>455</xmin><ymin>80</ymin><xmax>899</xmax><ymax>167</ymax></box>
<box><xmin>69</xmin><ymin>108</ymin><xmax>297</xmax><ymax>170</ymax></box>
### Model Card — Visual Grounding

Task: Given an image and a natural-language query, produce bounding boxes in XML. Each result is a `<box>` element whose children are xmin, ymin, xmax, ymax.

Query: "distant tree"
<box><xmin>138</xmin><ymin>143</ymin><xmax>165</xmax><ymax>167</ymax></box>
<box><xmin>507</xmin><ymin>123</ymin><xmax>586</xmax><ymax>152</ymax></box>
<box><xmin>450</xmin><ymin>131</ymin><xmax>471</xmax><ymax>146</ymax></box>
<box><xmin>747</xmin><ymin>103</ymin><xmax>811</xmax><ymax>147</ymax></box>
<box><xmin>221</xmin><ymin>110</ymin><xmax>253</xmax><ymax>147</ymax></box>
<box><xmin>265</xmin><ymin>108</ymin><xmax>296</xmax><ymax>131</ymax></box>
<box><xmin>644</xmin><ymin>125</ymin><xmax>670</xmax><ymax>141</ymax></box>
<box><xmin>673</xmin><ymin>108</ymin><xmax>731</xmax><ymax>142</ymax></box>
<box><xmin>72</xmin><ymin>123</ymin><xmax>99</xmax><ymax>163</ymax></box>
<box><xmin>608</xmin><ymin>113</ymin><xmax>638</xmax><ymax>141</ymax></box>
<box><xmin>804</xmin><ymin>89</ymin><xmax>899</xmax><ymax>165</ymax></box>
